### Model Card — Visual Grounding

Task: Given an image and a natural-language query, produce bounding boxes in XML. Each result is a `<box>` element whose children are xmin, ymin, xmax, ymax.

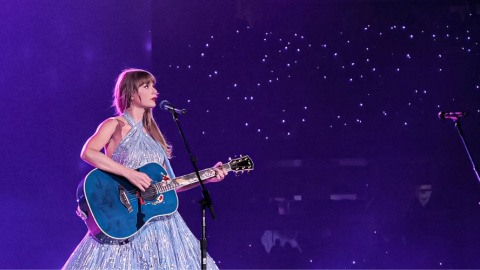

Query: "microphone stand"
<box><xmin>449</xmin><ymin>118</ymin><xmax>480</xmax><ymax>185</ymax></box>
<box><xmin>167</xmin><ymin>109</ymin><xmax>216</xmax><ymax>270</ymax></box>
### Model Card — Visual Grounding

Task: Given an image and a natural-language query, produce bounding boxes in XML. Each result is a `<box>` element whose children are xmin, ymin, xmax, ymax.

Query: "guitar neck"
<box><xmin>175</xmin><ymin>163</ymin><xmax>233</xmax><ymax>187</ymax></box>
<box><xmin>152</xmin><ymin>164</ymin><xmax>233</xmax><ymax>193</ymax></box>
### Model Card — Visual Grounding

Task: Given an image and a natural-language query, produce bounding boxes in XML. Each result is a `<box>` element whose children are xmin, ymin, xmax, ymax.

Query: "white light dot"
<box><xmin>282</xmin><ymin>120</ymin><xmax>285</xmax><ymax>123</ymax></box>
<box><xmin>205</xmin><ymin>43</ymin><xmax>209</xmax><ymax>48</ymax></box>
<box><xmin>234</xmin><ymin>83</ymin><xmax>237</xmax><ymax>87</ymax></box>
<box><xmin>201</xmin><ymin>53</ymin><xmax>205</xmax><ymax>57</ymax></box>
<box><xmin>245</xmin><ymin>123</ymin><xmax>249</xmax><ymax>127</ymax></box>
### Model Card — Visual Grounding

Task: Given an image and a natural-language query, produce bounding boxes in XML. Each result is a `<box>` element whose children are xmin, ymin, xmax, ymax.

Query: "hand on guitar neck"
<box><xmin>176</xmin><ymin>161</ymin><xmax>228</xmax><ymax>192</ymax></box>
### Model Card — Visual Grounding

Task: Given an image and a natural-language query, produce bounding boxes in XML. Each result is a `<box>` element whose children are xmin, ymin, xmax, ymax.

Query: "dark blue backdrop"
<box><xmin>1</xmin><ymin>0</ymin><xmax>480</xmax><ymax>268</ymax></box>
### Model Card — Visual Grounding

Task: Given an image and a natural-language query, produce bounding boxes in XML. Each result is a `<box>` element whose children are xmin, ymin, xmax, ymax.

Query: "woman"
<box><xmin>63</xmin><ymin>68</ymin><xmax>226</xmax><ymax>269</ymax></box>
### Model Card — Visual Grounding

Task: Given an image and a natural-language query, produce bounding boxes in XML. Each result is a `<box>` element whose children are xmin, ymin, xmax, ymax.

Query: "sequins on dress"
<box><xmin>63</xmin><ymin>112</ymin><xmax>219</xmax><ymax>270</ymax></box>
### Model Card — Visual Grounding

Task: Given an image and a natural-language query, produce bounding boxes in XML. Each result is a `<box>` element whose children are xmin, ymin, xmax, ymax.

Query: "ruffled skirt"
<box><xmin>63</xmin><ymin>212</ymin><xmax>218</xmax><ymax>270</ymax></box>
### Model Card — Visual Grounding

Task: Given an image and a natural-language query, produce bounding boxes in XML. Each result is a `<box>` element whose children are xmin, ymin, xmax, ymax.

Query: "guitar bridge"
<box><xmin>118</xmin><ymin>185</ymin><xmax>133</xmax><ymax>213</ymax></box>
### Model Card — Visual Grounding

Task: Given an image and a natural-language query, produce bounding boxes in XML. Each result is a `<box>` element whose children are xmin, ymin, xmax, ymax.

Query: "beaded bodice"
<box><xmin>111</xmin><ymin>112</ymin><xmax>175</xmax><ymax>178</ymax></box>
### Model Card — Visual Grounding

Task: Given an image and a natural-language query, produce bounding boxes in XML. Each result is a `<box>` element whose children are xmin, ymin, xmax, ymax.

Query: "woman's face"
<box><xmin>131</xmin><ymin>81</ymin><xmax>158</xmax><ymax>109</ymax></box>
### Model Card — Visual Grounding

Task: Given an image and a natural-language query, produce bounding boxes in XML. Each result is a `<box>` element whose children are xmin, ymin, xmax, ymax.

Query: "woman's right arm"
<box><xmin>80</xmin><ymin>118</ymin><xmax>152</xmax><ymax>191</ymax></box>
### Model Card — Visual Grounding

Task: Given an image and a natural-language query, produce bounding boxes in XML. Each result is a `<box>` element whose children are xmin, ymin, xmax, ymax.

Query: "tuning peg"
<box><xmin>228</xmin><ymin>157</ymin><xmax>232</xmax><ymax>162</ymax></box>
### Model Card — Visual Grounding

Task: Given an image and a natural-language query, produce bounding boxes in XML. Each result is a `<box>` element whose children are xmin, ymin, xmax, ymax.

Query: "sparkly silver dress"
<box><xmin>63</xmin><ymin>112</ymin><xmax>219</xmax><ymax>270</ymax></box>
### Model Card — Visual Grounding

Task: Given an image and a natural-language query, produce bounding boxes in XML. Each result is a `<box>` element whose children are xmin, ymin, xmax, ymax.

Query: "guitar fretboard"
<box><xmin>152</xmin><ymin>164</ymin><xmax>232</xmax><ymax>193</ymax></box>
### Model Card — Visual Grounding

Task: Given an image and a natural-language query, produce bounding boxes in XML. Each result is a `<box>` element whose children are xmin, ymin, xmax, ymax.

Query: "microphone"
<box><xmin>438</xmin><ymin>111</ymin><xmax>467</xmax><ymax>120</ymax></box>
<box><xmin>159</xmin><ymin>100</ymin><xmax>187</xmax><ymax>115</ymax></box>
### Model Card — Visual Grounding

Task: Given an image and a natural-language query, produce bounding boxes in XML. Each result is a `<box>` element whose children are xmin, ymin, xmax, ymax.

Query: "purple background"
<box><xmin>2</xmin><ymin>0</ymin><xmax>480</xmax><ymax>268</ymax></box>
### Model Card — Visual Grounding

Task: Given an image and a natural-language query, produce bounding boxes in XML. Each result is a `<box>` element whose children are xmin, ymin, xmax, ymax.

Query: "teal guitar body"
<box><xmin>77</xmin><ymin>163</ymin><xmax>178</xmax><ymax>244</ymax></box>
<box><xmin>76</xmin><ymin>156</ymin><xmax>254</xmax><ymax>244</ymax></box>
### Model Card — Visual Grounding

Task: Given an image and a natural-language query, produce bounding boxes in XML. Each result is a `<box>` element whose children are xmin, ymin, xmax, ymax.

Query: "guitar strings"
<box><xmin>113</xmin><ymin>163</ymin><xmax>243</xmax><ymax>203</ymax></box>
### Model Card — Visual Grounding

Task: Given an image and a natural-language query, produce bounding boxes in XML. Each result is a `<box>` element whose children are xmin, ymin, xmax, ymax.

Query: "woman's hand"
<box><xmin>208</xmin><ymin>162</ymin><xmax>228</xmax><ymax>183</ymax></box>
<box><xmin>124</xmin><ymin>169</ymin><xmax>152</xmax><ymax>191</ymax></box>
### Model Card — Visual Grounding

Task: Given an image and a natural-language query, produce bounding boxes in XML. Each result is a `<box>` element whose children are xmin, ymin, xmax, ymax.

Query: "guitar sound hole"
<box><xmin>141</xmin><ymin>186</ymin><xmax>157</xmax><ymax>201</ymax></box>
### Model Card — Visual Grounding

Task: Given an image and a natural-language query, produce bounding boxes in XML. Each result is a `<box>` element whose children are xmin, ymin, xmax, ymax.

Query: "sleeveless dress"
<box><xmin>63</xmin><ymin>112</ymin><xmax>219</xmax><ymax>270</ymax></box>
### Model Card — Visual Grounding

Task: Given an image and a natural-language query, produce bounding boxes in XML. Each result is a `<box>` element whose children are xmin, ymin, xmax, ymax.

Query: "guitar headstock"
<box><xmin>228</xmin><ymin>155</ymin><xmax>254</xmax><ymax>176</ymax></box>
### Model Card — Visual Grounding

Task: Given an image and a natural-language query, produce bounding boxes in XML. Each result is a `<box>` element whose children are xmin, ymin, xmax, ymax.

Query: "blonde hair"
<box><xmin>113</xmin><ymin>68</ymin><xmax>172</xmax><ymax>158</ymax></box>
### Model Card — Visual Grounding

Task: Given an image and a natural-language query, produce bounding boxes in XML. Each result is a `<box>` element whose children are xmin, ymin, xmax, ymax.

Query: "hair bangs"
<box><xmin>136</xmin><ymin>72</ymin><xmax>156</xmax><ymax>88</ymax></box>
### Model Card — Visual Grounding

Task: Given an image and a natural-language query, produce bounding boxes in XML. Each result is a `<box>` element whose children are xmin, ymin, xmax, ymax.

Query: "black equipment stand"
<box><xmin>167</xmin><ymin>109</ymin><xmax>216</xmax><ymax>270</ymax></box>
<box><xmin>449</xmin><ymin>118</ymin><xmax>480</xmax><ymax>184</ymax></box>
